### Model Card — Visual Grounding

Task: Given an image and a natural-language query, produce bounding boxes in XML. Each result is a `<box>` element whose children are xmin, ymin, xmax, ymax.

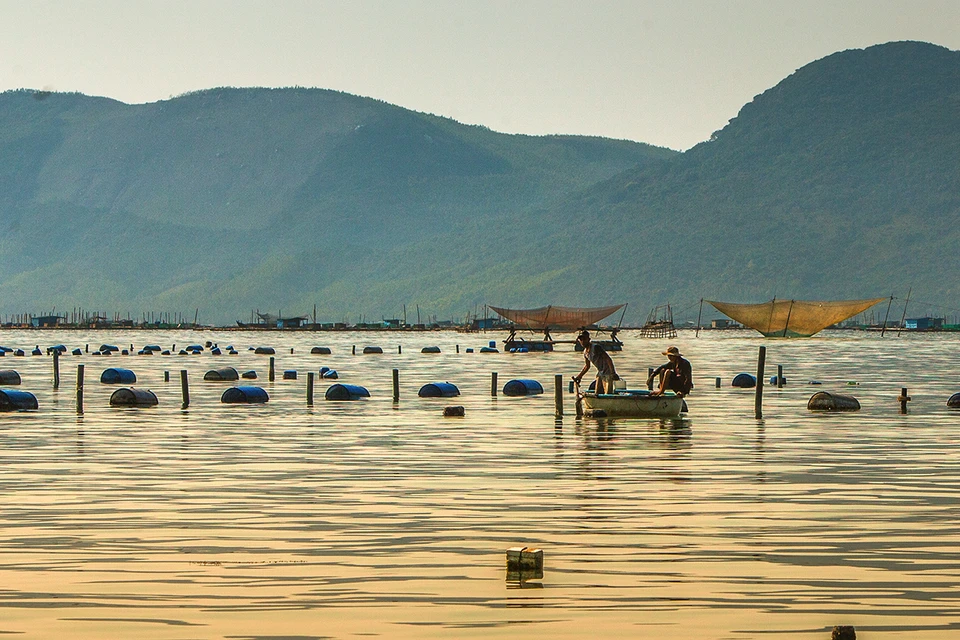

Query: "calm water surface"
<box><xmin>1</xmin><ymin>329</ymin><xmax>959</xmax><ymax>639</ymax></box>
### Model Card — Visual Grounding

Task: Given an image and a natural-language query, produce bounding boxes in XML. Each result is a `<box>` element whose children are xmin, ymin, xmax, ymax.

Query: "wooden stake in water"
<box><xmin>393</xmin><ymin>368</ymin><xmax>400</xmax><ymax>402</ymax></box>
<box><xmin>53</xmin><ymin>350</ymin><xmax>60</xmax><ymax>389</ymax></box>
<box><xmin>755</xmin><ymin>346</ymin><xmax>766</xmax><ymax>419</ymax></box>
<box><xmin>269</xmin><ymin>356</ymin><xmax>275</xmax><ymax>382</ymax></box>
<box><xmin>899</xmin><ymin>387</ymin><xmax>911</xmax><ymax>414</ymax></box>
<box><xmin>164</xmin><ymin>370</ymin><xmax>170</xmax><ymax>382</ymax></box>
<box><xmin>180</xmin><ymin>369</ymin><xmax>190</xmax><ymax>409</ymax></box>
<box><xmin>76</xmin><ymin>364</ymin><xmax>85</xmax><ymax>415</ymax></box>
<box><xmin>777</xmin><ymin>364</ymin><xmax>784</xmax><ymax>389</ymax></box>
<box><xmin>491</xmin><ymin>372</ymin><xmax>498</xmax><ymax>397</ymax></box>
<box><xmin>554</xmin><ymin>374</ymin><xmax>563</xmax><ymax>418</ymax></box>
<box><xmin>307</xmin><ymin>372</ymin><xmax>315</xmax><ymax>406</ymax></box>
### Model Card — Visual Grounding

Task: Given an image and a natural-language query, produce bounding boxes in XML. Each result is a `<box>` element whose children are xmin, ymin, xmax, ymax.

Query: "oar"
<box><xmin>573</xmin><ymin>378</ymin><xmax>583</xmax><ymax>417</ymax></box>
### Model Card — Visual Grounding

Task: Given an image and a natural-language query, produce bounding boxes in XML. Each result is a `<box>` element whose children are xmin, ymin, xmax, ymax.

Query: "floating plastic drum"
<box><xmin>731</xmin><ymin>373</ymin><xmax>756</xmax><ymax>388</ymax></box>
<box><xmin>100</xmin><ymin>368</ymin><xmax>137</xmax><ymax>384</ymax></box>
<box><xmin>204</xmin><ymin>367</ymin><xmax>240</xmax><ymax>381</ymax></box>
<box><xmin>241</xmin><ymin>370</ymin><xmax>258</xmax><ymax>380</ymax></box>
<box><xmin>99</xmin><ymin>344</ymin><xmax>119</xmax><ymax>352</ymax></box>
<box><xmin>502</xmin><ymin>379</ymin><xmax>544</xmax><ymax>396</ymax></box>
<box><xmin>947</xmin><ymin>393</ymin><xmax>960</xmax><ymax>408</ymax></box>
<box><xmin>480</xmin><ymin>347</ymin><xmax>498</xmax><ymax>353</ymax></box>
<box><xmin>186</xmin><ymin>345</ymin><xmax>204</xmax><ymax>352</ymax></box>
<box><xmin>769</xmin><ymin>375</ymin><xmax>787</xmax><ymax>385</ymax></box>
<box><xmin>807</xmin><ymin>391</ymin><xmax>860</xmax><ymax>412</ymax></box>
<box><xmin>211</xmin><ymin>347</ymin><xmax>222</xmax><ymax>355</ymax></box>
<box><xmin>311</xmin><ymin>346</ymin><xmax>332</xmax><ymax>355</ymax></box>
<box><xmin>283</xmin><ymin>370</ymin><xmax>297</xmax><ymax>380</ymax></box>
<box><xmin>325</xmin><ymin>384</ymin><xmax>370</xmax><ymax>400</ymax></box>
<box><xmin>31</xmin><ymin>348</ymin><xmax>42</xmax><ymax>356</ymax></box>
<box><xmin>47</xmin><ymin>345</ymin><xmax>67</xmax><ymax>354</ymax></box>
<box><xmin>362</xmin><ymin>346</ymin><xmax>383</xmax><ymax>354</ymax></box>
<box><xmin>144</xmin><ymin>345</ymin><xmax>161</xmax><ymax>352</ymax></box>
<box><xmin>109</xmin><ymin>388</ymin><xmax>159</xmax><ymax>407</ymax></box>
<box><xmin>319</xmin><ymin>367</ymin><xmax>338</xmax><ymax>379</ymax></box>
<box><xmin>72</xmin><ymin>348</ymin><xmax>83</xmax><ymax>356</ymax></box>
<box><xmin>14</xmin><ymin>350</ymin><xmax>25</xmax><ymax>356</ymax></box>
<box><xmin>0</xmin><ymin>370</ymin><xmax>21</xmax><ymax>385</ymax></box>
<box><xmin>221</xmin><ymin>386</ymin><xmax>269</xmax><ymax>404</ymax></box>
<box><xmin>418</xmin><ymin>382</ymin><xmax>460</xmax><ymax>398</ymax></box>
<box><xmin>254</xmin><ymin>346</ymin><xmax>275</xmax><ymax>355</ymax></box>
<box><xmin>0</xmin><ymin>389</ymin><xmax>38</xmax><ymax>411</ymax></box>
<box><xmin>489</xmin><ymin>341</ymin><xmax>497</xmax><ymax>348</ymax></box>
<box><xmin>421</xmin><ymin>346</ymin><xmax>441</xmax><ymax>354</ymax></box>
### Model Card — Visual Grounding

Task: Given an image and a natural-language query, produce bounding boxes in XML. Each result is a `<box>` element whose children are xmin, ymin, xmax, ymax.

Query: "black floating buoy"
<box><xmin>808</xmin><ymin>391</ymin><xmax>860</xmax><ymax>412</ymax></box>
<box><xmin>421</xmin><ymin>346</ymin><xmax>441</xmax><ymax>354</ymax></box>
<box><xmin>241</xmin><ymin>370</ymin><xmax>258</xmax><ymax>380</ymax></box>
<box><xmin>311</xmin><ymin>346</ymin><xmax>332</xmax><ymax>355</ymax></box>
<box><xmin>211</xmin><ymin>347</ymin><xmax>222</xmax><ymax>355</ymax></box>
<box><xmin>419</xmin><ymin>382</ymin><xmax>460</xmax><ymax>398</ymax></box>
<box><xmin>221</xmin><ymin>386</ymin><xmax>269</xmax><ymax>404</ymax></box>
<box><xmin>109</xmin><ymin>388</ymin><xmax>159</xmax><ymax>407</ymax></box>
<box><xmin>254</xmin><ymin>346</ymin><xmax>276</xmax><ymax>355</ymax></box>
<box><xmin>947</xmin><ymin>393</ymin><xmax>960</xmax><ymax>408</ymax></box>
<box><xmin>324</xmin><ymin>383</ymin><xmax>370</xmax><ymax>400</ymax></box>
<box><xmin>0</xmin><ymin>370</ymin><xmax>21</xmax><ymax>385</ymax></box>
<box><xmin>362</xmin><ymin>346</ymin><xmax>383</xmax><ymax>354</ymax></box>
<box><xmin>204</xmin><ymin>367</ymin><xmax>239</xmax><ymax>382</ymax></box>
<box><xmin>100</xmin><ymin>368</ymin><xmax>137</xmax><ymax>384</ymax></box>
<box><xmin>769</xmin><ymin>375</ymin><xmax>786</xmax><ymax>386</ymax></box>
<box><xmin>502</xmin><ymin>379</ymin><xmax>543</xmax><ymax>396</ymax></box>
<box><xmin>283</xmin><ymin>370</ymin><xmax>297</xmax><ymax>380</ymax></box>
<box><xmin>72</xmin><ymin>348</ymin><xmax>83</xmax><ymax>356</ymax></box>
<box><xmin>0</xmin><ymin>389</ymin><xmax>38</xmax><ymax>411</ymax></box>
<box><xmin>443</xmin><ymin>405</ymin><xmax>465</xmax><ymax>417</ymax></box>
<box><xmin>732</xmin><ymin>373</ymin><xmax>756</xmax><ymax>388</ymax></box>
<box><xmin>319</xmin><ymin>367</ymin><xmax>338</xmax><ymax>379</ymax></box>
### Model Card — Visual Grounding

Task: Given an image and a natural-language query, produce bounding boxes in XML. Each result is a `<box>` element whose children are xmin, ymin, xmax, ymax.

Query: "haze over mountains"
<box><xmin>1</xmin><ymin>40</ymin><xmax>957</xmax><ymax>325</ymax></box>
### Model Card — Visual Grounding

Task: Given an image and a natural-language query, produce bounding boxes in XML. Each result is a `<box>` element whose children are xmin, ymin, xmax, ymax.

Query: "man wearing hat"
<box><xmin>648</xmin><ymin>346</ymin><xmax>693</xmax><ymax>398</ymax></box>
<box><xmin>573</xmin><ymin>330</ymin><xmax>618</xmax><ymax>394</ymax></box>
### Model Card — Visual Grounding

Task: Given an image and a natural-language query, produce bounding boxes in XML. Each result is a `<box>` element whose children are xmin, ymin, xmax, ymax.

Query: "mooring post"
<box><xmin>307</xmin><ymin>372</ymin><xmax>315</xmax><ymax>406</ymax></box>
<box><xmin>755</xmin><ymin>346</ymin><xmax>766</xmax><ymax>419</ymax></box>
<box><xmin>76</xmin><ymin>364</ymin><xmax>84</xmax><ymax>415</ymax></box>
<box><xmin>269</xmin><ymin>356</ymin><xmax>275</xmax><ymax>382</ymax></box>
<box><xmin>554</xmin><ymin>374</ymin><xmax>563</xmax><ymax>418</ymax></box>
<box><xmin>715</xmin><ymin>376</ymin><xmax>721</xmax><ymax>388</ymax></box>
<box><xmin>491</xmin><ymin>372</ymin><xmax>498</xmax><ymax>397</ymax></box>
<box><xmin>777</xmin><ymin>364</ymin><xmax>784</xmax><ymax>389</ymax></box>
<box><xmin>164</xmin><ymin>370</ymin><xmax>170</xmax><ymax>382</ymax></box>
<box><xmin>290</xmin><ymin>347</ymin><xmax>294</xmax><ymax>354</ymax></box>
<box><xmin>393</xmin><ymin>368</ymin><xmax>400</xmax><ymax>402</ymax></box>
<box><xmin>180</xmin><ymin>369</ymin><xmax>190</xmax><ymax>409</ymax></box>
<box><xmin>456</xmin><ymin>344</ymin><xmax>460</xmax><ymax>353</ymax></box>
<box><xmin>53</xmin><ymin>350</ymin><xmax>60</xmax><ymax>389</ymax></box>
<box><xmin>899</xmin><ymin>386</ymin><xmax>911</xmax><ymax>414</ymax></box>
<box><xmin>352</xmin><ymin>345</ymin><xmax>356</xmax><ymax>355</ymax></box>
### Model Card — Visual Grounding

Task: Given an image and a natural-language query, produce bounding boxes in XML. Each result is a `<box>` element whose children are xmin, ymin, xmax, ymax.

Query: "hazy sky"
<box><xmin>2</xmin><ymin>0</ymin><xmax>957</xmax><ymax>150</ymax></box>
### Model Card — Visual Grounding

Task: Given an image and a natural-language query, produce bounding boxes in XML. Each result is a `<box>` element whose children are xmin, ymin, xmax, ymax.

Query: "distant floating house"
<box><xmin>905</xmin><ymin>317</ymin><xmax>942</xmax><ymax>330</ymax></box>
<box><xmin>31</xmin><ymin>314</ymin><xmax>65</xmax><ymax>328</ymax></box>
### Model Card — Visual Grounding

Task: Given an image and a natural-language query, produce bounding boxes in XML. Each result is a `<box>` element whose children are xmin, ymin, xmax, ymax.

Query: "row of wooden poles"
<box><xmin>51</xmin><ymin>346</ymin><xmax>913</xmax><ymax>417</ymax></box>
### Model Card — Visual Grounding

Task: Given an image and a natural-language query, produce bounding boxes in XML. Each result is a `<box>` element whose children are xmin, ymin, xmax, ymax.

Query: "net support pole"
<box><xmin>755</xmin><ymin>346</ymin><xmax>766</xmax><ymax>420</ymax></box>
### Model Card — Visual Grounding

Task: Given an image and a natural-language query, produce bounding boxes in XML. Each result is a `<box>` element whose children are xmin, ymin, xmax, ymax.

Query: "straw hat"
<box><xmin>662</xmin><ymin>346</ymin><xmax>682</xmax><ymax>357</ymax></box>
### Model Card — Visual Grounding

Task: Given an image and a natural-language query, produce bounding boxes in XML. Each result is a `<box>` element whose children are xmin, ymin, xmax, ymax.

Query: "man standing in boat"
<box><xmin>648</xmin><ymin>346</ymin><xmax>693</xmax><ymax>398</ymax></box>
<box><xmin>573</xmin><ymin>330</ymin><xmax>618</xmax><ymax>394</ymax></box>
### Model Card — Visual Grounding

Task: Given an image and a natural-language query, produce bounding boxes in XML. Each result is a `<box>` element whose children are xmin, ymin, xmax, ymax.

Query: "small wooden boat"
<box><xmin>581</xmin><ymin>389</ymin><xmax>683</xmax><ymax>418</ymax></box>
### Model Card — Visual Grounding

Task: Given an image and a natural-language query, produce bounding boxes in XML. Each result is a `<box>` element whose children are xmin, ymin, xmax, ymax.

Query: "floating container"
<box><xmin>319</xmin><ymin>367</ymin><xmax>338</xmax><ymax>379</ymax></box>
<box><xmin>489</xmin><ymin>341</ymin><xmax>497</xmax><ymax>348</ymax></box>
<box><xmin>120</xmin><ymin>349</ymin><xmax>129</xmax><ymax>356</ymax></box>
<box><xmin>100</xmin><ymin>368</ymin><xmax>137</xmax><ymax>384</ymax></box>
<box><xmin>283</xmin><ymin>370</ymin><xmax>298</xmax><ymax>380</ymax></box>
<box><xmin>732</xmin><ymin>373</ymin><xmax>757</xmax><ymax>388</ymax></box>
<box><xmin>210</xmin><ymin>347</ymin><xmax>222</xmax><ymax>355</ymax></box>
<box><xmin>47</xmin><ymin>345</ymin><xmax>67</xmax><ymax>355</ymax></box>
<box><xmin>241</xmin><ymin>370</ymin><xmax>258</xmax><ymax>380</ymax></box>
<box><xmin>362</xmin><ymin>346</ymin><xmax>383</xmax><ymax>354</ymax></box>
<box><xmin>0</xmin><ymin>389</ymin><xmax>38</xmax><ymax>411</ymax></box>
<box><xmin>254</xmin><ymin>346</ymin><xmax>276</xmax><ymax>355</ymax></box>
<box><xmin>14</xmin><ymin>350</ymin><xmax>25</xmax><ymax>356</ymax></box>
<box><xmin>109</xmin><ymin>388</ymin><xmax>159</xmax><ymax>407</ymax></box>
<box><xmin>769</xmin><ymin>375</ymin><xmax>787</xmax><ymax>385</ymax></box>
<box><xmin>465</xmin><ymin>348</ymin><xmax>474</xmax><ymax>353</ymax></box>
<box><xmin>418</xmin><ymin>382</ymin><xmax>460</xmax><ymax>398</ymax></box>
<box><xmin>807</xmin><ymin>391</ymin><xmax>861</xmax><ymax>412</ymax></box>
<box><xmin>161</xmin><ymin>350</ymin><xmax>171</xmax><ymax>356</ymax></box>
<box><xmin>31</xmin><ymin>348</ymin><xmax>42</xmax><ymax>355</ymax></box>
<box><xmin>0</xmin><ymin>370</ymin><xmax>22</xmax><ymax>385</ymax></box>
<box><xmin>948</xmin><ymin>393</ymin><xmax>960</xmax><ymax>408</ymax></box>
<box><xmin>221</xmin><ymin>386</ymin><xmax>270</xmax><ymax>404</ymax></box>
<box><xmin>137</xmin><ymin>349</ymin><xmax>153</xmax><ymax>356</ymax></box>
<box><xmin>421</xmin><ymin>346</ymin><xmax>441</xmax><ymax>354</ymax></box>
<box><xmin>99</xmin><ymin>344</ymin><xmax>119</xmax><ymax>353</ymax></box>
<box><xmin>311</xmin><ymin>346</ymin><xmax>332</xmax><ymax>355</ymax></box>
<box><xmin>325</xmin><ymin>383</ymin><xmax>370</xmax><ymax>400</ymax></box>
<box><xmin>0</xmin><ymin>346</ymin><xmax>11</xmax><ymax>352</ymax></box>
<box><xmin>443</xmin><ymin>405</ymin><xmax>465</xmax><ymax>417</ymax></box>
<box><xmin>229</xmin><ymin>350</ymin><xmax>238</xmax><ymax>355</ymax></box>
<box><xmin>186</xmin><ymin>344</ymin><xmax>204</xmax><ymax>352</ymax></box>
<box><xmin>72</xmin><ymin>348</ymin><xmax>82</xmax><ymax>356</ymax></box>
<box><xmin>480</xmin><ymin>347</ymin><xmax>498</xmax><ymax>353</ymax></box>
<box><xmin>144</xmin><ymin>345</ymin><xmax>162</xmax><ymax>352</ymax></box>
<box><xmin>204</xmin><ymin>367</ymin><xmax>240</xmax><ymax>382</ymax></box>
<box><xmin>502</xmin><ymin>379</ymin><xmax>544</xmax><ymax>397</ymax></box>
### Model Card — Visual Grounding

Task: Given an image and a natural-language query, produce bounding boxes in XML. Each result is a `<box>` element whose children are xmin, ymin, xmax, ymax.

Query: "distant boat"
<box><xmin>706</xmin><ymin>298</ymin><xmax>886</xmax><ymax>337</ymax></box>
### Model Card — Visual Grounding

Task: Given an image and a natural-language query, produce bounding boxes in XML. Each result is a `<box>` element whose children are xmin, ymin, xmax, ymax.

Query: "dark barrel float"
<box><xmin>100</xmin><ymin>368</ymin><xmax>137</xmax><ymax>384</ymax></box>
<box><xmin>421</xmin><ymin>346</ymin><xmax>441</xmax><ymax>354</ymax></box>
<box><xmin>948</xmin><ymin>393</ymin><xmax>960</xmax><ymax>408</ymax></box>
<box><xmin>418</xmin><ymin>382</ymin><xmax>460</xmax><ymax>398</ymax></box>
<box><xmin>109</xmin><ymin>388</ymin><xmax>159</xmax><ymax>407</ymax></box>
<box><xmin>0</xmin><ymin>389</ymin><xmax>38</xmax><ymax>411</ymax></box>
<box><xmin>732</xmin><ymin>373</ymin><xmax>757</xmax><ymax>388</ymax></box>
<box><xmin>204</xmin><ymin>367</ymin><xmax>240</xmax><ymax>382</ymax></box>
<box><xmin>254</xmin><ymin>346</ymin><xmax>275</xmax><ymax>355</ymax></box>
<box><xmin>502</xmin><ymin>379</ymin><xmax>544</xmax><ymax>396</ymax></box>
<box><xmin>221</xmin><ymin>386</ymin><xmax>269</xmax><ymax>404</ymax></box>
<box><xmin>325</xmin><ymin>384</ymin><xmax>370</xmax><ymax>401</ymax></box>
<box><xmin>311</xmin><ymin>346</ymin><xmax>332</xmax><ymax>355</ymax></box>
<box><xmin>0</xmin><ymin>370</ymin><xmax>21</xmax><ymax>385</ymax></box>
<box><xmin>362</xmin><ymin>346</ymin><xmax>383</xmax><ymax>354</ymax></box>
<box><xmin>807</xmin><ymin>391</ymin><xmax>861</xmax><ymax>412</ymax></box>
